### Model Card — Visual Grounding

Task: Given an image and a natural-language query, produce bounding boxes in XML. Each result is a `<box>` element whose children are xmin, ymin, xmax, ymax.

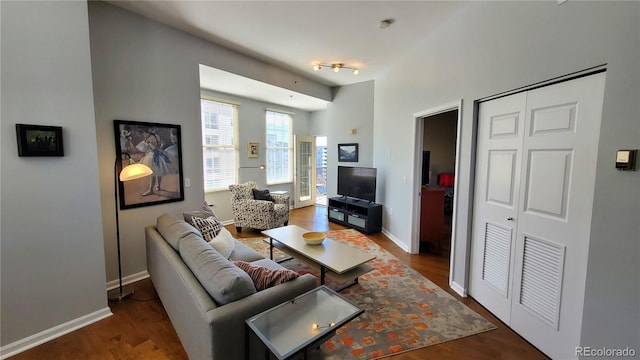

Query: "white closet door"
<box><xmin>469</xmin><ymin>92</ymin><xmax>526</xmax><ymax>324</ymax></box>
<box><xmin>471</xmin><ymin>72</ymin><xmax>606</xmax><ymax>359</ymax></box>
<box><xmin>510</xmin><ymin>73</ymin><xmax>606</xmax><ymax>358</ymax></box>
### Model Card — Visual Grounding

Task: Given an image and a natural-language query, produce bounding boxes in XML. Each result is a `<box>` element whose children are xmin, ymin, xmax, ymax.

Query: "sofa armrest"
<box><xmin>207</xmin><ymin>274</ymin><xmax>317</xmax><ymax>360</ymax></box>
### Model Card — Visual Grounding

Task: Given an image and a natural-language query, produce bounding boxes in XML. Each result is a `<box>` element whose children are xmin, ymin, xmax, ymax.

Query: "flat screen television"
<box><xmin>337</xmin><ymin>166</ymin><xmax>377</xmax><ymax>203</ymax></box>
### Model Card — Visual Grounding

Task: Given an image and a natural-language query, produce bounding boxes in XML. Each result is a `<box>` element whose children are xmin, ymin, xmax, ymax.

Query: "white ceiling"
<box><xmin>107</xmin><ymin>1</ymin><xmax>465</xmax><ymax>111</ymax></box>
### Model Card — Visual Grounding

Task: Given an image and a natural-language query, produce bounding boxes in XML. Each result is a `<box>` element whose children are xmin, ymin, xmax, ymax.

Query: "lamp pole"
<box><xmin>108</xmin><ymin>154</ymin><xmax>152</xmax><ymax>301</ymax></box>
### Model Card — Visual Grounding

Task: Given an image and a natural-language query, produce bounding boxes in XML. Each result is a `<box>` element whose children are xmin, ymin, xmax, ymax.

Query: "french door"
<box><xmin>470</xmin><ymin>72</ymin><xmax>606</xmax><ymax>359</ymax></box>
<box><xmin>294</xmin><ymin>135</ymin><xmax>316</xmax><ymax>208</ymax></box>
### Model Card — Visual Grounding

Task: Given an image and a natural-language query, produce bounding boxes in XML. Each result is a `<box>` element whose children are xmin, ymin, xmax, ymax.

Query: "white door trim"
<box><xmin>411</xmin><ymin>99</ymin><xmax>463</xmax><ymax>294</ymax></box>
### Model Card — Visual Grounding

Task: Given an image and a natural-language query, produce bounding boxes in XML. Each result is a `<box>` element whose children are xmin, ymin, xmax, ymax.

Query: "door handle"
<box><xmin>507</xmin><ymin>217</ymin><xmax>514</xmax><ymax>221</ymax></box>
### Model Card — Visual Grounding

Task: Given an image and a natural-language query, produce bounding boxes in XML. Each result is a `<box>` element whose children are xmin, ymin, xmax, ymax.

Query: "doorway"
<box><xmin>419</xmin><ymin>111</ymin><xmax>458</xmax><ymax>257</ymax></box>
<box><xmin>315</xmin><ymin>136</ymin><xmax>328</xmax><ymax>206</ymax></box>
<box><xmin>412</xmin><ymin>101</ymin><xmax>463</xmax><ymax>290</ymax></box>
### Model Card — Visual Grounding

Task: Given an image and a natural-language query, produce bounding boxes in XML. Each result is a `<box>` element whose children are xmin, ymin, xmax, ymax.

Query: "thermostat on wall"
<box><xmin>616</xmin><ymin>149</ymin><xmax>637</xmax><ymax>171</ymax></box>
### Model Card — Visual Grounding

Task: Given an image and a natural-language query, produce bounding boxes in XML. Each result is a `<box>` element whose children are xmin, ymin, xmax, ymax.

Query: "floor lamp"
<box><xmin>108</xmin><ymin>154</ymin><xmax>153</xmax><ymax>301</ymax></box>
<box><xmin>238</xmin><ymin>165</ymin><xmax>265</xmax><ymax>183</ymax></box>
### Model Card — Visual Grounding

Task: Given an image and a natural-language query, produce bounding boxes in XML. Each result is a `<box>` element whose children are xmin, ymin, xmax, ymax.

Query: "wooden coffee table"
<box><xmin>262</xmin><ymin>225</ymin><xmax>375</xmax><ymax>291</ymax></box>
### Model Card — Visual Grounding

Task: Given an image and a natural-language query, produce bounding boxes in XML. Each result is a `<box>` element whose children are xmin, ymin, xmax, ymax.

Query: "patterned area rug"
<box><xmin>240</xmin><ymin>229</ymin><xmax>495</xmax><ymax>359</ymax></box>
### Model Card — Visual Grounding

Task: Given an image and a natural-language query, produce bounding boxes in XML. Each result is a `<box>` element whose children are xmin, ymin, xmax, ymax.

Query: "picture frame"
<box><xmin>16</xmin><ymin>124</ymin><xmax>64</xmax><ymax>157</ymax></box>
<box><xmin>248</xmin><ymin>142</ymin><xmax>259</xmax><ymax>158</ymax></box>
<box><xmin>338</xmin><ymin>143</ymin><xmax>359</xmax><ymax>162</ymax></box>
<box><xmin>114</xmin><ymin>119</ymin><xmax>184</xmax><ymax>209</ymax></box>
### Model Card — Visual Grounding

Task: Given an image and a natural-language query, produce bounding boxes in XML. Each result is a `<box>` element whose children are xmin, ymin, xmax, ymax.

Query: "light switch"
<box><xmin>184</xmin><ymin>178</ymin><xmax>191</xmax><ymax>187</ymax></box>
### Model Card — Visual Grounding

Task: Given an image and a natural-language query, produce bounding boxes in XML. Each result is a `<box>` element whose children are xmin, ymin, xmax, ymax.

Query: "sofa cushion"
<box><xmin>233</xmin><ymin>260</ymin><xmax>299</xmax><ymax>291</ymax></box>
<box><xmin>183</xmin><ymin>201</ymin><xmax>219</xmax><ymax>226</ymax></box>
<box><xmin>206</xmin><ymin>227</ymin><xmax>235</xmax><ymax>259</ymax></box>
<box><xmin>192</xmin><ymin>215</ymin><xmax>224</xmax><ymax>240</ymax></box>
<box><xmin>228</xmin><ymin>241</ymin><xmax>265</xmax><ymax>263</ymax></box>
<box><xmin>157</xmin><ymin>213</ymin><xmax>201</xmax><ymax>251</ymax></box>
<box><xmin>179</xmin><ymin>233</ymin><xmax>256</xmax><ymax>305</ymax></box>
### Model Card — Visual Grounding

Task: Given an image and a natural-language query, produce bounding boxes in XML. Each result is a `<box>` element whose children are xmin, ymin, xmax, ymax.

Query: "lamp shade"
<box><xmin>119</xmin><ymin>163</ymin><xmax>153</xmax><ymax>182</ymax></box>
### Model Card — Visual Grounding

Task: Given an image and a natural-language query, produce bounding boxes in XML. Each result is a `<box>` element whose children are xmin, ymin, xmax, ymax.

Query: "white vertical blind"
<box><xmin>201</xmin><ymin>98</ymin><xmax>238</xmax><ymax>191</ymax></box>
<box><xmin>265</xmin><ymin>110</ymin><xmax>293</xmax><ymax>184</ymax></box>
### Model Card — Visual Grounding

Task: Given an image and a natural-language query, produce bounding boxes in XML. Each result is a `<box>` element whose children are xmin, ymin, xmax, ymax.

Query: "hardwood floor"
<box><xmin>11</xmin><ymin>206</ymin><xmax>548</xmax><ymax>360</ymax></box>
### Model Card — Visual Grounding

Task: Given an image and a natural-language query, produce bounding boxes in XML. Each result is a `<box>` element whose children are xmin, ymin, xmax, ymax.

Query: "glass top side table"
<box><xmin>245</xmin><ymin>285</ymin><xmax>363</xmax><ymax>360</ymax></box>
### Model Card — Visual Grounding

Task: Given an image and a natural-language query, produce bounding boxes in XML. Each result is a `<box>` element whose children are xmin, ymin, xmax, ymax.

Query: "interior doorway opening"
<box><xmin>419</xmin><ymin>110</ymin><xmax>458</xmax><ymax>257</ymax></box>
<box><xmin>315</xmin><ymin>136</ymin><xmax>328</xmax><ymax>206</ymax></box>
<box><xmin>412</xmin><ymin>101</ymin><xmax>463</xmax><ymax>292</ymax></box>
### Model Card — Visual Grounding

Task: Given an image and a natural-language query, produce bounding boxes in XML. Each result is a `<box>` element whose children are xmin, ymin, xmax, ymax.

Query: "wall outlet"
<box><xmin>184</xmin><ymin>178</ymin><xmax>191</xmax><ymax>187</ymax></box>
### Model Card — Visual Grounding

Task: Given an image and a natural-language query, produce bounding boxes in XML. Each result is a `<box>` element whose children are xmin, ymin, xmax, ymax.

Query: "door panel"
<box><xmin>470</xmin><ymin>92</ymin><xmax>526</xmax><ymax>324</ymax></box>
<box><xmin>472</xmin><ymin>72</ymin><xmax>606</xmax><ymax>359</ymax></box>
<box><xmin>294</xmin><ymin>135</ymin><xmax>316</xmax><ymax>208</ymax></box>
<box><xmin>510</xmin><ymin>73</ymin><xmax>606</xmax><ymax>358</ymax></box>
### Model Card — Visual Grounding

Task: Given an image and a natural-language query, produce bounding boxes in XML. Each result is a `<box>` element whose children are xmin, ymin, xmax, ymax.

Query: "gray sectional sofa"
<box><xmin>145</xmin><ymin>213</ymin><xmax>316</xmax><ymax>360</ymax></box>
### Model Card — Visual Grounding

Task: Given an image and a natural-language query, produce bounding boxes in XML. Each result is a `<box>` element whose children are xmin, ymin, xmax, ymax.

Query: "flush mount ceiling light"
<box><xmin>379</xmin><ymin>19</ymin><xmax>394</xmax><ymax>29</ymax></box>
<box><xmin>312</xmin><ymin>62</ymin><xmax>360</xmax><ymax>75</ymax></box>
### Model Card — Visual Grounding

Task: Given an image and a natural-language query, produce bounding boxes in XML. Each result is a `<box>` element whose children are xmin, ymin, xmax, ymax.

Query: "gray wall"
<box><xmin>373</xmin><ymin>1</ymin><xmax>639</xmax><ymax>352</ymax></box>
<box><xmin>310</xmin><ymin>81</ymin><xmax>375</xmax><ymax>199</ymax></box>
<box><xmin>88</xmin><ymin>2</ymin><xmax>331</xmax><ymax>287</ymax></box>
<box><xmin>1</xmin><ymin>0</ymin><xmax>109</xmax><ymax>349</ymax></box>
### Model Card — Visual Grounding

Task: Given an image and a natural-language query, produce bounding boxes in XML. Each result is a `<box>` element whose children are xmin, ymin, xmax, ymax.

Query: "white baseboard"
<box><xmin>106</xmin><ymin>270</ymin><xmax>149</xmax><ymax>291</ymax></box>
<box><xmin>450</xmin><ymin>281</ymin><xmax>468</xmax><ymax>297</ymax></box>
<box><xmin>0</xmin><ymin>307</ymin><xmax>112</xmax><ymax>359</ymax></box>
<box><xmin>381</xmin><ymin>228</ymin><xmax>411</xmax><ymax>253</ymax></box>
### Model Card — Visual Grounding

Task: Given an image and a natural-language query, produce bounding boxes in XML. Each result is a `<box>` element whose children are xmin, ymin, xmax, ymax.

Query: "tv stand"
<box><xmin>328</xmin><ymin>197</ymin><xmax>382</xmax><ymax>234</ymax></box>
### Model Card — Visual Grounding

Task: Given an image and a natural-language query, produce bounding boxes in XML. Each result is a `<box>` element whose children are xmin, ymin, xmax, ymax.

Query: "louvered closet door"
<box><xmin>470</xmin><ymin>92</ymin><xmax>527</xmax><ymax>324</ymax></box>
<box><xmin>471</xmin><ymin>73</ymin><xmax>606</xmax><ymax>359</ymax></box>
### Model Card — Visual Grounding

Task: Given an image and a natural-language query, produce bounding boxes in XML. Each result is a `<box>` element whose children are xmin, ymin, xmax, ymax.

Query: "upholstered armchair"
<box><xmin>228</xmin><ymin>181</ymin><xmax>290</xmax><ymax>232</ymax></box>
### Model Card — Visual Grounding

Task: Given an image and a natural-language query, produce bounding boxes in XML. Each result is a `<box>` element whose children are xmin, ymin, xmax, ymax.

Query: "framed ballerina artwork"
<box><xmin>114</xmin><ymin>119</ymin><xmax>184</xmax><ymax>209</ymax></box>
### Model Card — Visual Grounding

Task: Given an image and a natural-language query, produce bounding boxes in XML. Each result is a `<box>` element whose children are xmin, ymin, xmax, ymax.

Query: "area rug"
<box><xmin>240</xmin><ymin>229</ymin><xmax>496</xmax><ymax>359</ymax></box>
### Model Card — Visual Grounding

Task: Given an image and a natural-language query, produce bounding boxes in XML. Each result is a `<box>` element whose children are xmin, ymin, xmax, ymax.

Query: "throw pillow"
<box><xmin>252</xmin><ymin>188</ymin><xmax>274</xmax><ymax>202</ymax></box>
<box><xmin>233</xmin><ymin>260</ymin><xmax>299</xmax><ymax>291</ymax></box>
<box><xmin>179</xmin><ymin>234</ymin><xmax>256</xmax><ymax>305</ymax></box>
<box><xmin>184</xmin><ymin>201</ymin><xmax>219</xmax><ymax>226</ymax></box>
<box><xmin>207</xmin><ymin>227</ymin><xmax>235</xmax><ymax>259</ymax></box>
<box><xmin>192</xmin><ymin>215</ymin><xmax>224</xmax><ymax>241</ymax></box>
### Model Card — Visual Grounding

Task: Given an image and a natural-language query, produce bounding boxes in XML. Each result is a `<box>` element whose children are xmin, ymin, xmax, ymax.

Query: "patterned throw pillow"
<box><xmin>233</xmin><ymin>261</ymin><xmax>299</xmax><ymax>291</ymax></box>
<box><xmin>191</xmin><ymin>215</ymin><xmax>224</xmax><ymax>241</ymax></box>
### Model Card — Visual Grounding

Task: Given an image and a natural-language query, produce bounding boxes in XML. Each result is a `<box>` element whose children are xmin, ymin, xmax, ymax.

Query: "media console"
<box><xmin>328</xmin><ymin>196</ymin><xmax>382</xmax><ymax>234</ymax></box>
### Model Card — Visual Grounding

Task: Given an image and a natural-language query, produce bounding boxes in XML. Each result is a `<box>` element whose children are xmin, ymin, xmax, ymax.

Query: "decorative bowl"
<box><xmin>302</xmin><ymin>232</ymin><xmax>325</xmax><ymax>245</ymax></box>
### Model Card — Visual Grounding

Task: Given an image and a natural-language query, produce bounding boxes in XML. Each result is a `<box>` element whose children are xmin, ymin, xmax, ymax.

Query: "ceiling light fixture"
<box><xmin>379</xmin><ymin>19</ymin><xmax>394</xmax><ymax>29</ymax></box>
<box><xmin>312</xmin><ymin>62</ymin><xmax>360</xmax><ymax>75</ymax></box>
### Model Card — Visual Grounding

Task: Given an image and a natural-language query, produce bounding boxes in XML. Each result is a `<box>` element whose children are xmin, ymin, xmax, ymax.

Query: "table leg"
<box><xmin>320</xmin><ymin>266</ymin><xmax>325</xmax><ymax>285</ymax></box>
<box><xmin>244</xmin><ymin>324</ymin><xmax>249</xmax><ymax>360</ymax></box>
<box><xmin>269</xmin><ymin>238</ymin><xmax>273</xmax><ymax>260</ymax></box>
<box><xmin>334</xmin><ymin>277</ymin><xmax>359</xmax><ymax>292</ymax></box>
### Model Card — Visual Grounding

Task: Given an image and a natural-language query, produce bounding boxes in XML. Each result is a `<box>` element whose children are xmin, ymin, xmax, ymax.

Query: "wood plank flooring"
<box><xmin>10</xmin><ymin>205</ymin><xmax>548</xmax><ymax>360</ymax></box>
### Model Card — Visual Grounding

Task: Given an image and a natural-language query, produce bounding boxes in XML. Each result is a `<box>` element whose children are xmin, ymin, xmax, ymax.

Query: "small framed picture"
<box><xmin>338</xmin><ymin>143</ymin><xmax>358</xmax><ymax>162</ymax></box>
<box><xmin>248</xmin><ymin>142</ymin><xmax>259</xmax><ymax>158</ymax></box>
<box><xmin>16</xmin><ymin>124</ymin><xmax>64</xmax><ymax>157</ymax></box>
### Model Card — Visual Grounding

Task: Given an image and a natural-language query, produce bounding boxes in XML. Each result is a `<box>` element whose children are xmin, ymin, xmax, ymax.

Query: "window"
<box><xmin>201</xmin><ymin>98</ymin><xmax>238</xmax><ymax>192</ymax></box>
<box><xmin>265</xmin><ymin>110</ymin><xmax>293</xmax><ymax>184</ymax></box>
